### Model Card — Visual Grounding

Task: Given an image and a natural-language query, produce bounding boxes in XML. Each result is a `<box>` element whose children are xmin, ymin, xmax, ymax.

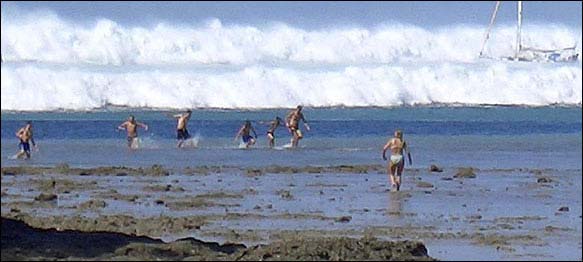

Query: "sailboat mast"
<box><xmin>479</xmin><ymin>1</ymin><xmax>501</xmax><ymax>57</ymax></box>
<box><xmin>515</xmin><ymin>1</ymin><xmax>523</xmax><ymax>59</ymax></box>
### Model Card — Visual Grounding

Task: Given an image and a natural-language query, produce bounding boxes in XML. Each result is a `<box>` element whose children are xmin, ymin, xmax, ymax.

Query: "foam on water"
<box><xmin>1</xmin><ymin>14</ymin><xmax>581</xmax><ymax>65</ymax></box>
<box><xmin>1</xmin><ymin>13</ymin><xmax>582</xmax><ymax>111</ymax></box>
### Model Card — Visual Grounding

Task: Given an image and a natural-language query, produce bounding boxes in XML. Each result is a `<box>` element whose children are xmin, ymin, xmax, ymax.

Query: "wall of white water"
<box><xmin>1</xmin><ymin>14</ymin><xmax>581</xmax><ymax>111</ymax></box>
<box><xmin>1</xmin><ymin>15</ymin><xmax>581</xmax><ymax>65</ymax></box>
<box><xmin>2</xmin><ymin>63</ymin><xmax>581</xmax><ymax>111</ymax></box>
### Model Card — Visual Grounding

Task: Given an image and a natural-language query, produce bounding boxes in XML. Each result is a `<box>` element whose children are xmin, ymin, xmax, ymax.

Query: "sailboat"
<box><xmin>479</xmin><ymin>1</ymin><xmax>579</xmax><ymax>63</ymax></box>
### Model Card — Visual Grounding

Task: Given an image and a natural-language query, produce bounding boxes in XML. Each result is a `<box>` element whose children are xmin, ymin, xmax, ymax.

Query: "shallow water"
<box><xmin>2</xmin><ymin>107</ymin><xmax>582</xmax><ymax>170</ymax></box>
<box><xmin>2</xmin><ymin>106</ymin><xmax>581</xmax><ymax>260</ymax></box>
<box><xmin>2</xmin><ymin>167</ymin><xmax>581</xmax><ymax>260</ymax></box>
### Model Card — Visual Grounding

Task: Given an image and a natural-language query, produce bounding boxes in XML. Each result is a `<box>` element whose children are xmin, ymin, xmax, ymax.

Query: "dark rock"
<box><xmin>537</xmin><ymin>177</ymin><xmax>552</xmax><ymax>183</ymax></box>
<box><xmin>558</xmin><ymin>206</ymin><xmax>569</xmax><ymax>212</ymax></box>
<box><xmin>245</xmin><ymin>168</ymin><xmax>263</xmax><ymax>176</ymax></box>
<box><xmin>116</xmin><ymin>172</ymin><xmax>128</xmax><ymax>176</ymax></box>
<box><xmin>429</xmin><ymin>165</ymin><xmax>443</xmax><ymax>172</ymax></box>
<box><xmin>35</xmin><ymin>193</ymin><xmax>57</xmax><ymax>201</ymax></box>
<box><xmin>335</xmin><ymin>216</ymin><xmax>352</xmax><ymax>223</ymax></box>
<box><xmin>278</xmin><ymin>190</ymin><xmax>293</xmax><ymax>200</ymax></box>
<box><xmin>79</xmin><ymin>172</ymin><xmax>90</xmax><ymax>176</ymax></box>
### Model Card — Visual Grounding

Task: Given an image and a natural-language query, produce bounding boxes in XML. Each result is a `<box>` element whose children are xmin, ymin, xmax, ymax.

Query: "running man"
<box><xmin>382</xmin><ymin>129</ymin><xmax>412</xmax><ymax>191</ymax></box>
<box><xmin>15</xmin><ymin>121</ymin><xmax>37</xmax><ymax>159</ymax></box>
<box><xmin>172</xmin><ymin>109</ymin><xmax>193</xmax><ymax>148</ymax></box>
<box><xmin>235</xmin><ymin>120</ymin><xmax>258</xmax><ymax>148</ymax></box>
<box><xmin>117</xmin><ymin>115</ymin><xmax>148</xmax><ymax>149</ymax></box>
<box><xmin>285</xmin><ymin>105</ymin><xmax>310</xmax><ymax>148</ymax></box>
<box><xmin>265</xmin><ymin>116</ymin><xmax>284</xmax><ymax>148</ymax></box>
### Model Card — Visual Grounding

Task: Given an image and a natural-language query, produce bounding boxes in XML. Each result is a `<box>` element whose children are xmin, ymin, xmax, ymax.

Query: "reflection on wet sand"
<box><xmin>388</xmin><ymin>192</ymin><xmax>403</xmax><ymax>218</ymax></box>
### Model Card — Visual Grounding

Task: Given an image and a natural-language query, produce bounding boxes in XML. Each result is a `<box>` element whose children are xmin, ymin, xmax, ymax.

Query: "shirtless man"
<box><xmin>265</xmin><ymin>116</ymin><xmax>284</xmax><ymax>148</ymax></box>
<box><xmin>235</xmin><ymin>120</ymin><xmax>258</xmax><ymax>148</ymax></box>
<box><xmin>117</xmin><ymin>115</ymin><xmax>148</xmax><ymax>149</ymax></box>
<box><xmin>382</xmin><ymin>129</ymin><xmax>412</xmax><ymax>191</ymax></box>
<box><xmin>15</xmin><ymin>121</ymin><xmax>37</xmax><ymax>159</ymax></box>
<box><xmin>285</xmin><ymin>105</ymin><xmax>310</xmax><ymax>148</ymax></box>
<box><xmin>172</xmin><ymin>109</ymin><xmax>193</xmax><ymax>148</ymax></box>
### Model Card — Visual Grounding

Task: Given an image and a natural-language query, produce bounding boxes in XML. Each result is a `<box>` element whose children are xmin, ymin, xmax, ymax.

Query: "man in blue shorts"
<box><xmin>15</xmin><ymin>121</ymin><xmax>37</xmax><ymax>159</ymax></box>
<box><xmin>235</xmin><ymin>120</ymin><xmax>258</xmax><ymax>148</ymax></box>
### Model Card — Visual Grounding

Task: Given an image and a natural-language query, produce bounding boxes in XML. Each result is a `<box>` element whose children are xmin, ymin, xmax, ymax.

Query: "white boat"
<box><xmin>479</xmin><ymin>1</ymin><xmax>580</xmax><ymax>63</ymax></box>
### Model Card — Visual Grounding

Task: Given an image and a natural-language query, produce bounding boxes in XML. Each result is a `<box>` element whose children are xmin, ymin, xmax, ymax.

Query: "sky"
<box><xmin>1</xmin><ymin>1</ymin><xmax>581</xmax><ymax>29</ymax></box>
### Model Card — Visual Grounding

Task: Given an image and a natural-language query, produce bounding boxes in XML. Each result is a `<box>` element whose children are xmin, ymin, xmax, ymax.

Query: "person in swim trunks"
<box><xmin>15</xmin><ymin>121</ymin><xmax>37</xmax><ymax>159</ymax></box>
<box><xmin>285</xmin><ymin>105</ymin><xmax>310</xmax><ymax>148</ymax></box>
<box><xmin>235</xmin><ymin>120</ymin><xmax>258</xmax><ymax>148</ymax></box>
<box><xmin>382</xmin><ymin>129</ymin><xmax>412</xmax><ymax>191</ymax></box>
<box><xmin>117</xmin><ymin>115</ymin><xmax>148</xmax><ymax>149</ymax></box>
<box><xmin>266</xmin><ymin>116</ymin><xmax>284</xmax><ymax>148</ymax></box>
<box><xmin>172</xmin><ymin>109</ymin><xmax>193</xmax><ymax>148</ymax></box>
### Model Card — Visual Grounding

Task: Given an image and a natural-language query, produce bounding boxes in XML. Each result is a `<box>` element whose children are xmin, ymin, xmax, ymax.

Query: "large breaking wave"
<box><xmin>1</xmin><ymin>13</ymin><xmax>581</xmax><ymax>111</ymax></box>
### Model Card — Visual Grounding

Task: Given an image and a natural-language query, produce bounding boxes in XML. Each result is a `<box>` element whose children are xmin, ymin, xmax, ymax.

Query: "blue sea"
<box><xmin>2</xmin><ymin>107</ymin><xmax>581</xmax><ymax>170</ymax></box>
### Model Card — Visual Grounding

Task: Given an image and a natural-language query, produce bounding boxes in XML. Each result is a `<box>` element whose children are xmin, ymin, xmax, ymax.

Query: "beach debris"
<box><xmin>34</xmin><ymin>193</ymin><xmax>57</xmax><ymax>201</ymax></box>
<box><xmin>79</xmin><ymin>172</ymin><xmax>90</xmax><ymax>176</ymax></box>
<box><xmin>441</xmin><ymin>177</ymin><xmax>453</xmax><ymax>181</ymax></box>
<box><xmin>155</xmin><ymin>199</ymin><xmax>164</xmax><ymax>205</ymax></box>
<box><xmin>116</xmin><ymin>172</ymin><xmax>128</xmax><ymax>176</ymax></box>
<box><xmin>429</xmin><ymin>165</ymin><xmax>443</xmax><ymax>172</ymax></box>
<box><xmin>537</xmin><ymin>177</ymin><xmax>552</xmax><ymax>183</ymax></box>
<box><xmin>558</xmin><ymin>206</ymin><xmax>569</xmax><ymax>212</ymax></box>
<box><xmin>454</xmin><ymin>168</ymin><xmax>476</xmax><ymax>178</ymax></box>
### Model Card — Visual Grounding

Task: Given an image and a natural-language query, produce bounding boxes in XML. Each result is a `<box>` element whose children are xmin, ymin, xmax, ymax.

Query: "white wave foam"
<box><xmin>1</xmin><ymin>13</ymin><xmax>581</xmax><ymax>65</ymax></box>
<box><xmin>1</xmin><ymin>63</ymin><xmax>581</xmax><ymax>111</ymax></box>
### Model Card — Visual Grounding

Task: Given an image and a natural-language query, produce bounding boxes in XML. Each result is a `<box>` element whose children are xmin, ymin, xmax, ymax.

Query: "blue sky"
<box><xmin>2</xmin><ymin>1</ymin><xmax>581</xmax><ymax>29</ymax></box>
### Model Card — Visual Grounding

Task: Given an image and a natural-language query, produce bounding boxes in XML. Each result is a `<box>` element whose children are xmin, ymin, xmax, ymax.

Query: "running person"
<box><xmin>235</xmin><ymin>120</ymin><xmax>258</xmax><ymax>148</ymax></box>
<box><xmin>266</xmin><ymin>116</ymin><xmax>284</xmax><ymax>148</ymax></box>
<box><xmin>15</xmin><ymin>121</ymin><xmax>37</xmax><ymax>159</ymax></box>
<box><xmin>172</xmin><ymin>109</ymin><xmax>193</xmax><ymax>148</ymax></box>
<box><xmin>382</xmin><ymin>129</ymin><xmax>412</xmax><ymax>191</ymax></box>
<box><xmin>285</xmin><ymin>105</ymin><xmax>310</xmax><ymax>148</ymax></box>
<box><xmin>117</xmin><ymin>115</ymin><xmax>148</xmax><ymax>149</ymax></box>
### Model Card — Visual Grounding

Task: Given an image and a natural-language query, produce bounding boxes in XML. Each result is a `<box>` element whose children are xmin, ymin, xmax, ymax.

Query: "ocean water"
<box><xmin>1</xmin><ymin>3</ymin><xmax>582</xmax><ymax>111</ymax></box>
<box><xmin>1</xmin><ymin>2</ymin><xmax>581</xmax><ymax>172</ymax></box>
<box><xmin>1</xmin><ymin>107</ymin><xmax>581</xmax><ymax>170</ymax></box>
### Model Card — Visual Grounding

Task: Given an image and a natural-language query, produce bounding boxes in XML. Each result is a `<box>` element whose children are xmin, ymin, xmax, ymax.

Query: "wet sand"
<box><xmin>1</xmin><ymin>164</ymin><xmax>582</xmax><ymax>260</ymax></box>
